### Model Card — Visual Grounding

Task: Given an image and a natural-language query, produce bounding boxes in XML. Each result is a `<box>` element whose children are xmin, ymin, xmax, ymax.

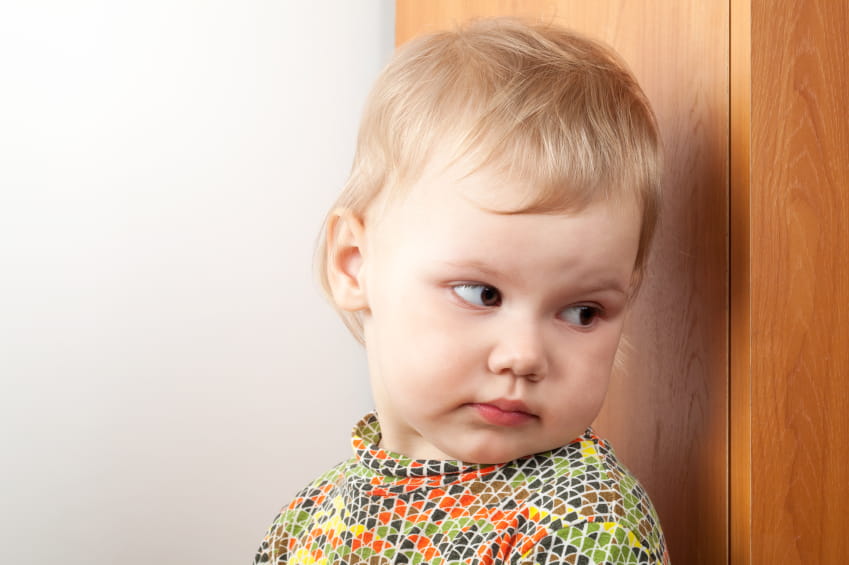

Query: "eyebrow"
<box><xmin>440</xmin><ymin>260</ymin><xmax>504</xmax><ymax>279</ymax></box>
<box><xmin>583</xmin><ymin>280</ymin><xmax>630</xmax><ymax>296</ymax></box>
<box><xmin>440</xmin><ymin>260</ymin><xmax>630</xmax><ymax>295</ymax></box>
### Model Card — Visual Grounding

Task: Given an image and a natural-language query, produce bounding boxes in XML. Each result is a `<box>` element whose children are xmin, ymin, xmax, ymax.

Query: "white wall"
<box><xmin>0</xmin><ymin>2</ymin><xmax>394</xmax><ymax>563</ymax></box>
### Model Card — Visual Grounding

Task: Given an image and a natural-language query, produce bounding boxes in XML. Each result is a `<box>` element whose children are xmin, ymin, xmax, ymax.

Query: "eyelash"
<box><xmin>449</xmin><ymin>283</ymin><xmax>604</xmax><ymax>328</ymax></box>
<box><xmin>560</xmin><ymin>304</ymin><xmax>604</xmax><ymax>328</ymax></box>
<box><xmin>452</xmin><ymin>283</ymin><xmax>502</xmax><ymax>307</ymax></box>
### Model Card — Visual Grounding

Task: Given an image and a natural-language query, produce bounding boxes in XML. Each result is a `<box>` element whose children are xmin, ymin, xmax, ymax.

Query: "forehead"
<box><xmin>377</xmin><ymin>152</ymin><xmax>637</xmax><ymax>223</ymax></box>
<box><xmin>373</xmin><ymin>146</ymin><xmax>639</xmax><ymax>219</ymax></box>
<box><xmin>367</xmin><ymin>159</ymin><xmax>642</xmax><ymax>282</ymax></box>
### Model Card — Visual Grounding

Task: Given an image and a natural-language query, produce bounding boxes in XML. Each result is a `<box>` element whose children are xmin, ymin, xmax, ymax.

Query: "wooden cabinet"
<box><xmin>397</xmin><ymin>1</ymin><xmax>848</xmax><ymax>563</ymax></box>
<box><xmin>734</xmin><ymin>1</ymin><xmax>849</xmax><ymax>563</ymax></box>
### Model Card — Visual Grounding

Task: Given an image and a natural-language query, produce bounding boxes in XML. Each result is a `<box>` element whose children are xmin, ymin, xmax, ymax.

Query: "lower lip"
<box><xmin>472</xmin><ymin>403</ymin><xmax>535</xmax><ymax>427</ymax></box>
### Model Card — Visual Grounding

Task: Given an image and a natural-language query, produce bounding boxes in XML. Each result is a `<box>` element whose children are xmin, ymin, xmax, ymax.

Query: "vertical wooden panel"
<box><xmin>730</xmin><ymin>0</ymin><xmax>751</xmax><ymax>563</ymax></box>
<box><xmin>397</xmin><ymin>3</ymin><xmax>729</xmax><ymax>564</ymax></box>
<box><xmin>750</xmin><ymin>0</ymin><xmax>849</xmax><ymax>562</ymax></box>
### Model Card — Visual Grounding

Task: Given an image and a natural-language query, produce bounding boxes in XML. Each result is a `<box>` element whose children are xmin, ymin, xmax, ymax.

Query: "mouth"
<box><xmin>469</xmin><ymin>400</ymin><xmax>536</xmax><ymax>427</ymax></box>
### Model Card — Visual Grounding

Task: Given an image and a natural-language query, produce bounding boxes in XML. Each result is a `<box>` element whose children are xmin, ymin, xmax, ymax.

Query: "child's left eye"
<box><xmin>452</xmin><ymin>284</ymin><xmax>502</xmax><ymax>307</ymax></box>
<box><xmin>560</xmin><ymin>305</ymin><xmax>602</xmax><ymax>327</ymax></box>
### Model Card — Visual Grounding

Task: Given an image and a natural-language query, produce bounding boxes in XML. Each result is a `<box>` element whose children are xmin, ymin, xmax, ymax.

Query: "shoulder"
<box><xmin>516</xmin><ymin>431</ymin><xmax>669</xmax><ymax>564</ymax></box>
<box><xmin>254</xmin><ymin>457</ymin><xmax>357</xmax><ymax>564</ymax></box>
<box><xmin>291</xmin><ymin>457</ymin><xmax>357</xmax><ymax>504</ymax></box>
<box><xmin>280</xmin><ymin>456</ymin><xmax>358</xmax><ymax>521</ymax></box>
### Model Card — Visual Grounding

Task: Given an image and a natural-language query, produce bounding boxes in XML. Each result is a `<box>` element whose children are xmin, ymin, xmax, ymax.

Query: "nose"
<box><xmin>486</xmin><ymin>320</ymin><xmax>548</xmax><ymax>380</ymax></box>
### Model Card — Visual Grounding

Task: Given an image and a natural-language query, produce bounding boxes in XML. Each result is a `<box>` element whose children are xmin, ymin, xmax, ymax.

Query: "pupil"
<box><xmin>481</xmin><ymin>287</ymin><xmax>499</xmax><ymax>306</ymax></box>
<box><xmin>579</xmin><ymin>307</ymin><xmax>595</xmax><ymax>325</ymax></box>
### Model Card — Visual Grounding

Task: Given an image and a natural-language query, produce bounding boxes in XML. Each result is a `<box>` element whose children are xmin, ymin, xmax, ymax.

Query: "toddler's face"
<box><xmin>354</xmin><ymin>159</ymin><xmax>641</xmax><ymax>464</ymax></box>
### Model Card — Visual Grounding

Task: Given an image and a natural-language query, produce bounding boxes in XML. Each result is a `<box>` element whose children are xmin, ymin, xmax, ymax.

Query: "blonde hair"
<box><xmin>318</xmin><ymin>18</ymin><xmax>662</xmax><ymax>343</ymax></box>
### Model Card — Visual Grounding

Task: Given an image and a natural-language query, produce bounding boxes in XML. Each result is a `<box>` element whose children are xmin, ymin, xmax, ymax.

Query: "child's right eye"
<box><xmin>452</xmin><ymin>284</ymin><xmax>502</xmax><ymax>307</ymax></box>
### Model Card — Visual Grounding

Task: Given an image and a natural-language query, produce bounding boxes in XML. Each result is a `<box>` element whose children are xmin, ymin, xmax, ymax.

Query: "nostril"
<box><xmin>516</xmin><ymin>364</ymin><xmax>545</xmax><ymax>382</ymax></box>
<box><xmin>492</xmin><ymin>351</ymin><xmax>547</xmax><ymax>380</ymax></box>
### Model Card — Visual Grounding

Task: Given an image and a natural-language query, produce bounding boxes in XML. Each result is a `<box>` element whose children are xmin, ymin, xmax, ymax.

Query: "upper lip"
<box><xmin>480</xmin><ymin>399</ymin><xmax>533</xmax><ymax>414</ymax></box>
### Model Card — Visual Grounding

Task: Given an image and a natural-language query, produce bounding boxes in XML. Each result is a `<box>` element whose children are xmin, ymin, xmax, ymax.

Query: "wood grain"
<box><xmin>750</xmin><ymin>0</ymin><xmax>849</xmax><ymax>562</ymax></box>
<box><xmin>730</xmin><ymin>0</ymin><xmax>752</xmax><ymax>563</ymax></box>
<box><xmin>397</xmin><ymin>3</ymin><xmax>729</xmax><ymax>563</ymax></box>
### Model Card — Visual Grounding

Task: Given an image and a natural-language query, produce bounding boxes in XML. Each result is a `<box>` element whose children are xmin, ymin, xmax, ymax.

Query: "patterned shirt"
<box><xmin>255</xmin><ymin>413</ymin><xmax>669</xmax><ymax>564</ymax></box>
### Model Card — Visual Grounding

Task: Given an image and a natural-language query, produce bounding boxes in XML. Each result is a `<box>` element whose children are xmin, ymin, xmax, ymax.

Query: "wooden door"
<box><xmin>396</xmin><ymin>2</ymin><xmax>730</xmax><ymax>564</ymax></box>
<box><xmin>730</xmin><ymin>0</ymin><xmax>849</xmax><ymax>563</ymax></box>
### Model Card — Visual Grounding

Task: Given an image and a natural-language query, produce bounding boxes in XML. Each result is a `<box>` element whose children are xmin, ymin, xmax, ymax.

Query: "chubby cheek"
<box><xmin>380</xmin><ymin>304</ymin><xmax>479</xmax><ymax>408</ymax></box>
<box><xmin>586</xmin><ymin>319</ymin><xmax>626</xmax><ymax>368</ymax></box>
<box><xmin>548</xmin><ymin>368</ymin><xmax>610</xmax><ymax>440</ymax></box>
<box><xmin>556</xmin><ymin>328</ymin><xmax>622</xmax><ymax>407</ymax></box>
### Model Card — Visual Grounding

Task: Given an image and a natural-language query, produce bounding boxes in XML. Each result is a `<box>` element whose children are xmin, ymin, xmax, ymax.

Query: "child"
<box><xmin>255</xmin><ymin>18</ymin><xmax>668</xmax><ymax>565</ymax></box>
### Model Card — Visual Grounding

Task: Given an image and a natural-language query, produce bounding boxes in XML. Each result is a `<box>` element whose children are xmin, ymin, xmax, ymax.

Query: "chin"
<box><xmin>447</xmin><ymin>443</ymin><xmax>530</xmax><ymax>465</ymax></box>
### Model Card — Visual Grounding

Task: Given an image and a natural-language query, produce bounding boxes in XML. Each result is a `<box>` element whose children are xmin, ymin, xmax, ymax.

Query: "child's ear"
<box><xmin>325</xmin><ymin>208</ymin><xmax>369</xmax><ymax>311</ymax></box>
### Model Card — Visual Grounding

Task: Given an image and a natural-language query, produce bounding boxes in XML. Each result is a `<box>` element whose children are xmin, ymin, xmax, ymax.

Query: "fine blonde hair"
<box><xmin>318</xmin><ymin>18</ymin><xmax>662</xmax><ymax>343</ymax></box>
